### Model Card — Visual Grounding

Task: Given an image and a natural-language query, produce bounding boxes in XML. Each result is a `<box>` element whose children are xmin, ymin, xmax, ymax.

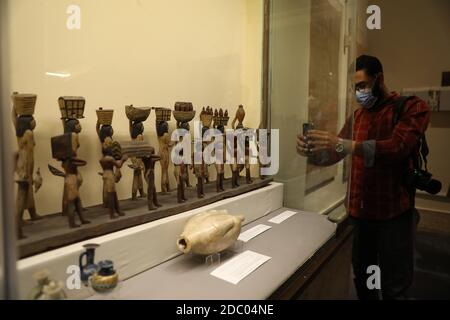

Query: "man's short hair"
<box><xmin>355</xmin><ymin>55</ymin><xmax>383</xmax><ymax>78</ymax></box>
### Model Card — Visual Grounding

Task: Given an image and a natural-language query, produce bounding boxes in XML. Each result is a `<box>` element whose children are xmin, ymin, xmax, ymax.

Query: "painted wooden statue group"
<box><xmin>11</xmin><ymin>93</ymin><xmax>256</xmax><ymax>239</ymax></box>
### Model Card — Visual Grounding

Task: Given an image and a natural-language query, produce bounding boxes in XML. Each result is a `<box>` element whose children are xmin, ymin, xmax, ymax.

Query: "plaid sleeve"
<box><xmin>375</xmin><ymin>98</ymin><xmax>430</xmax><ymax>163</ymax></box>
<box><xmin>311</xmin><ymin>115</ymin><xmax>353</xmax><ymax>166</ymax></box>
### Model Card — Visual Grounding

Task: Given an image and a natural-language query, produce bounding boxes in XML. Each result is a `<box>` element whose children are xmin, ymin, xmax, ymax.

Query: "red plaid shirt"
<box><xmin>322</xmin><ymin>92</ymin><xmax>431</xmax><ymax>220</ymax></box>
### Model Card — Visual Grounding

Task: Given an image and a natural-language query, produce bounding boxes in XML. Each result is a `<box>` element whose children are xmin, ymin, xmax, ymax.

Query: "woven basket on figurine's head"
<box><xmin>200</xmin><ymin>113</ymin><xmax>214</xmax><ymax>127</ymax></box>
<box><xmin>59</xmin><ymin>96</ymin><xmax>85</xmax><ymax>120</ymax></box>
<box><xmin>173</xmin><ymin>110</ymin><xmax>196</xmax><ymax>123</ymax></box>
<box><xmin>174</xmin><ymin>102</ymin><xmax>194</xmax><ymax>112</ymax></box>
<box><xmin>155</xmin><ymin>107</ymin><xmax>172</xmax><ymax>122</ymax></box>
<box><xmin>96</xmin><ymin>108</ymin><xmax>114</xmax><ymax>126</ymax></box>
<box><xmin>12</xmin><ymin>93</ymin><xmax>37</xmax><ymax>116</ymax></box>
<box><xmin>125</xmin><ymin>105</ymin><xmax>151</xmax><ymax>122</ymax></box>
<box><xmin>213</xmin><ymin>116</ymin><xmax>230</xmax><ymax>127</ymax></box>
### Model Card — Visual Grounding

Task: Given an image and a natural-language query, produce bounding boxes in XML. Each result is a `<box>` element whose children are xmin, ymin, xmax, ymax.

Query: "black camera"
<box><xmin>406</xmin><ymin>169</ymin><xmax>442</xmax><ymax>195</ymax></box>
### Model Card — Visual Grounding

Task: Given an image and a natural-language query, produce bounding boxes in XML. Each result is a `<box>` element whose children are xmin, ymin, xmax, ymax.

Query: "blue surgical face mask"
<box><xmin>356</xmin><ymin>88</ymin><xmax>378</xmax><ymax>109</ymax></box>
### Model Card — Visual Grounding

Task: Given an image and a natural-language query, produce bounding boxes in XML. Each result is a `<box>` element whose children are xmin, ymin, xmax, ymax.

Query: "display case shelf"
<box><xmin>18</xmin><ymin>178</ymin><xmax>273</xmax><ymax>259</ymax></box>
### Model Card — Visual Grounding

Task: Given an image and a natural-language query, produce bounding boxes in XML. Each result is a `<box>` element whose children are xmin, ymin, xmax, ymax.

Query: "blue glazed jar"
<box><xmin>79</xmin><ymin>243</ymin><xmax>99</xmax><ymax>283</ymax></box>
<box><xmin>91</xmin><ymin>260</ymin><xmax>119</xmax><ymax>292</ymax></box>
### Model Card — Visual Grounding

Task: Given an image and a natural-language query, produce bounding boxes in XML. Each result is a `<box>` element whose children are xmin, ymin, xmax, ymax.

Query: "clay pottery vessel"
<box><xmin>177</xmin><ymin>210</ymin><xmax>245</xmax><ymax>256</ymax></box>
<box><xmin>91</xmin><ymin>260</ymin><xmax>119</xmax><ymax>293</ymax></box>
<box><xmin>79</xmin><ymin>243</ymin><xmax>99</xmax><ymax>283</ymax></box>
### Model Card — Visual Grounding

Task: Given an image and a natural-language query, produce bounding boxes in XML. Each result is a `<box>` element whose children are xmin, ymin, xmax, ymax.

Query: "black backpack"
<box><xmin>392</xmin><ymin>96</ymin><xmax>430</xmax><ymax>211</ymax></box>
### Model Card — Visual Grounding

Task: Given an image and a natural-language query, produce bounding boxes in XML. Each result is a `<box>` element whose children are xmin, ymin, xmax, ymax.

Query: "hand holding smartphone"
<box><xmin>302</xmin><ymin>122</ymin><xmax>314</xmax><ymax>154</ymax></box>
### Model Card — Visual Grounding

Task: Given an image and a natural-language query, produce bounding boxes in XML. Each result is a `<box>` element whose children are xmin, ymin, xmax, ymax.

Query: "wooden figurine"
<box><xmin>58</xmin><ymin>97</ymin><xmax>87</xmax><ymax>214</ymax></box>
<box><xmin>11</xmin><ymin>93</ymin><xmax>42</xmax><ymax>239</ymax></box>
<box><xmin>191</xmin><ymin>107</ymin><xmax>214</xmax><ymax>198</ymax></box>
<box><xmin>173</xmin><ymin>102</ymin><xmax>196</xmax><ymax>203</ymax></box>
<box><xmin>100</xmin><ymin>141</ymin><xmax>128</xmax><ymax>219</ymax></box>
<box><xmin>142</xmin><ymin>152</ymin><xmax>162</xmax><ymax>210</ymax></box>
<box><xmin>213</xmin><ymin>108</ymin><xmax>230</xmax><ymax>193</ymax></box>
<box><xmin>61</xmin><ymin>157</ymin><xmax>90</xmax><ymax>229</ymax></box>
<box><xmin>231</xmin><ymin>105</ymin><xmax>245</xmax><ymax>130</ymax></box>
<box><xmin>191</xmin><ymin>141</ymin><xmax>205</xmax><ymax>199</ymax></box>
<box><xmin>96</xmin><ymin>108</ymin><xmax>115</xmax><ymax>207</ymax></box>
<box><xmin>120</xmin><ymin>141</ymin><xmax>161</xmax><ymax>211</ymax></box>
<box><xmin>174</xmin><ymin>157</ymin><xmax>188</xmax><ymax>203</ymax></box>
<box><xmin>155</xmin><ymin>107</ymin><xmax>174</xmax><ymax>194</ymax></box>
<box><xmin>230</xmin><ymin>135</ymin><xmax>241</xmax><ymax>188</ymax></box>
<box><xmin>243</xmin><ymin>135</ymin><xmax>253</xmax><ymax>184</ymax></box>
<box><xmin>231</xmin><ymin>105</ymin><xmax>253</xmax><ymax>185</ymax></box>
<box><xmin>96</xmin><ymin>108</ymin><xmax>114</xmax><ymax>150</ymax></box>
<box><xmin>126</xmin><ymin>105</ymin><xmax>151</xmax><ymax>200</ymax></box>
<box><xmin>50</xmin><ymin>133</ymin><xmax>90</xmax><ymax>228</ymax></box>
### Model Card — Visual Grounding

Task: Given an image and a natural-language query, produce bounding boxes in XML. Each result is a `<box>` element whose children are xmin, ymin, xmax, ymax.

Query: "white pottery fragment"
<box><xmin>177</xmin><ymin>210</ymin><xmax>245</xmax><ymax>255</ymax></box>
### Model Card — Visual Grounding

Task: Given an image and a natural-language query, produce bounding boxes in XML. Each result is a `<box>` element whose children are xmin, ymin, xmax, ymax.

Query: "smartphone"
<box><xmin>302</xmin><ymin>122</ymin><xmax>314</xmax><ymax>154</ymax></box>
<box><xmin>303</xmin><ymin>122</ymin><xmax>315</xmax><ymax>137</ymax></box>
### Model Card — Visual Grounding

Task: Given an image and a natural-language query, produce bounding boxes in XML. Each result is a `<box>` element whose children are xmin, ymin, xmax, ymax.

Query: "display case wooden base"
<box><xmin>18</xmin><ymin>178</ymin><xmax>272</xmax><ymax>259</ymax></box>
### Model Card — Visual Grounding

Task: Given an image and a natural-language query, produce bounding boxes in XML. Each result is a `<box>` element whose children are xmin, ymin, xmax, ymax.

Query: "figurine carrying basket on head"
<box><xmin>213</xmin><ymin>108</ymin><xmax>230</xmax><ymax>193</ymax></box>
<box><xmin>49</xmin><ymin>133</ymin><xmax>90</xmax><ymax>229</ymax></box>
<box><xmin>96</xmin><ymin>108</ymin><xmax>118</xmax><ymax>207</ymax></box>
<box><xmin>11</xmin><ymin>92</ymin><xmax>43</xmax><ymax>239</ymax></box>
<box><xmin>100</xmin><ymin>141</ymin><xmax>128</xmax><ymax>219</ymax></box>
<box><xmin>59</xmin><ymin>96</ymin><xmax>86</xmax><ymax>135</ymax></box>
<box><xmin>230</xmin><ymin>105</ymin><xmax>253</xmax><ymax>186</ymax></box>
<box><xmin>173</xmin><ymin>102</ymin><xmax>196</xmax><ymax>203</ymax></box>
<box><xmin>155</xmin><ymin>107</ymin><xmax>174</xmax><ymax>193</ymax></box>
<box><xmin>55</xmin><ymin>96</ymin><xmax>88</xmax><ymax>215</ymax></box>
<box><xmin>126</xmin><ymin>105</ymin><xmax>151</xmax><ymax>200</ymax></box>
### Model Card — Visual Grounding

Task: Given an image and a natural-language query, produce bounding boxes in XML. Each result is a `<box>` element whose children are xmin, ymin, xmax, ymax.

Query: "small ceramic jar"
<box><xmin>90</xmin><ymin>260</ymin><xmax>119</xmax><ymax>293</ymax></box>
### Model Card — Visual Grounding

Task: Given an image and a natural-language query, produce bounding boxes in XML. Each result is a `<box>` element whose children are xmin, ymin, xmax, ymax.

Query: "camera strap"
<box><xmin>392</xmin><ymin>96</ymin><xmax>432</xmax><ymax>209</ymax></box>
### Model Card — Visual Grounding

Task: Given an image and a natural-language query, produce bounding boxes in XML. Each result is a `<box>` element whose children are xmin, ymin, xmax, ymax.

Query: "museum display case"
<box><xmin>269</xmin><ymin>0</ymin><xmax>357</xmax><ymax>215</ymax></box>
<box><xmin>0</xmin><ymin>0</ymin><xmax>358</xmax><ymax>300</ymax></box>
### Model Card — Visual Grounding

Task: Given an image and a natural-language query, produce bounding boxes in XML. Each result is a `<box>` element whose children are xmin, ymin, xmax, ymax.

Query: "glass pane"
<box><xmin>269</xmin><ymin>0</ymin><xmax>356</xmax><ymax>214</ymax></box>
<box><xmin>1</xmin><ymin>0</ymin><xmax>265</xmax><ymax>257</ymax></box>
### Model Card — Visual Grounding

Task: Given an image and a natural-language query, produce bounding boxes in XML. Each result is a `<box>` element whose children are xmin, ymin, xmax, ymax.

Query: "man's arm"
<box><xmin>349</xmin><ymin>99</ymin><xmax>430</xmax><ymax>167</ymax></box>
<box><xmin>369</xmin><ymin>99</ymin><xmax>430</xmax><ymax>165</ymax></box>
<box><xmin>303</xmin><ymin>99</ymin><xmax>430</xmax><ymax>168</ymax></box>
<box><xmin>297</xmin><ymin>115</ymin><xmax>353</xmax><ymax>166</ymax></box>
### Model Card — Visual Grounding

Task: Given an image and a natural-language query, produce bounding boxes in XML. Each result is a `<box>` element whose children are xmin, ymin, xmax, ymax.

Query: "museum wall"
<box><xmin>5</xmin><ymin>0</ymin><xmax>264</xmax><ymax>217</ymax></box>
<box><xmin>367</xmin><ymin>0</ymin><xmax>450</xmax><ymax>195</ymax></box>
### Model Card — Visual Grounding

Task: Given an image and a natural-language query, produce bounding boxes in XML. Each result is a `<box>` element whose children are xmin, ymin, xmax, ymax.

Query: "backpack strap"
<box><xmin>392</xmin><ymin>96</ymin><xmax>429</xmax><ymax>170</ymax></box>
<box><xmin>393</xmin><ymin>96</ymin><xmax>430</xmax><ymax>209</ymax></box>
<box><xmin>392</xmin><ymin>96</ymin><xmax>414</xmax><ymax>127</ymax></box>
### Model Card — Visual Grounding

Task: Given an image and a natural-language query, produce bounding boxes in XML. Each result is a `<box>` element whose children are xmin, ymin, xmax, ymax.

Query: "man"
<box><xmin>296</xmin><ymin>55</ymin><xmax>430</xmax><ymax>300</ymax></box>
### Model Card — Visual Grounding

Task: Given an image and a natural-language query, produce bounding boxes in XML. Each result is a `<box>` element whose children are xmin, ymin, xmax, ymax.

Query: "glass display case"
<box><xmin>268</xmin><ymin>0</ymin><xmax>357</xmax><ymax>214</ymax></box>
<box><xmin>1</xmin><ymin>0</ymin><xmax>358</xmax><ymax>300</ymax></box>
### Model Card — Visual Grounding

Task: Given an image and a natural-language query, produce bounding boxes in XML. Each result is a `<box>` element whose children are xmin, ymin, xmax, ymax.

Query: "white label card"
<box><xmin>210</xmin><ymin>250</ymin><xmax>271</xmax><ymax>285</ymax></box>
<box><xmin>238</xmin><ymin>224</ymin><xmax>272</xmax><ymax>243</ymax></box>
<box><xmin>268</xmin><ymin>210</ymin><xmax>298</xmax><ymax>224</ymax></box>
